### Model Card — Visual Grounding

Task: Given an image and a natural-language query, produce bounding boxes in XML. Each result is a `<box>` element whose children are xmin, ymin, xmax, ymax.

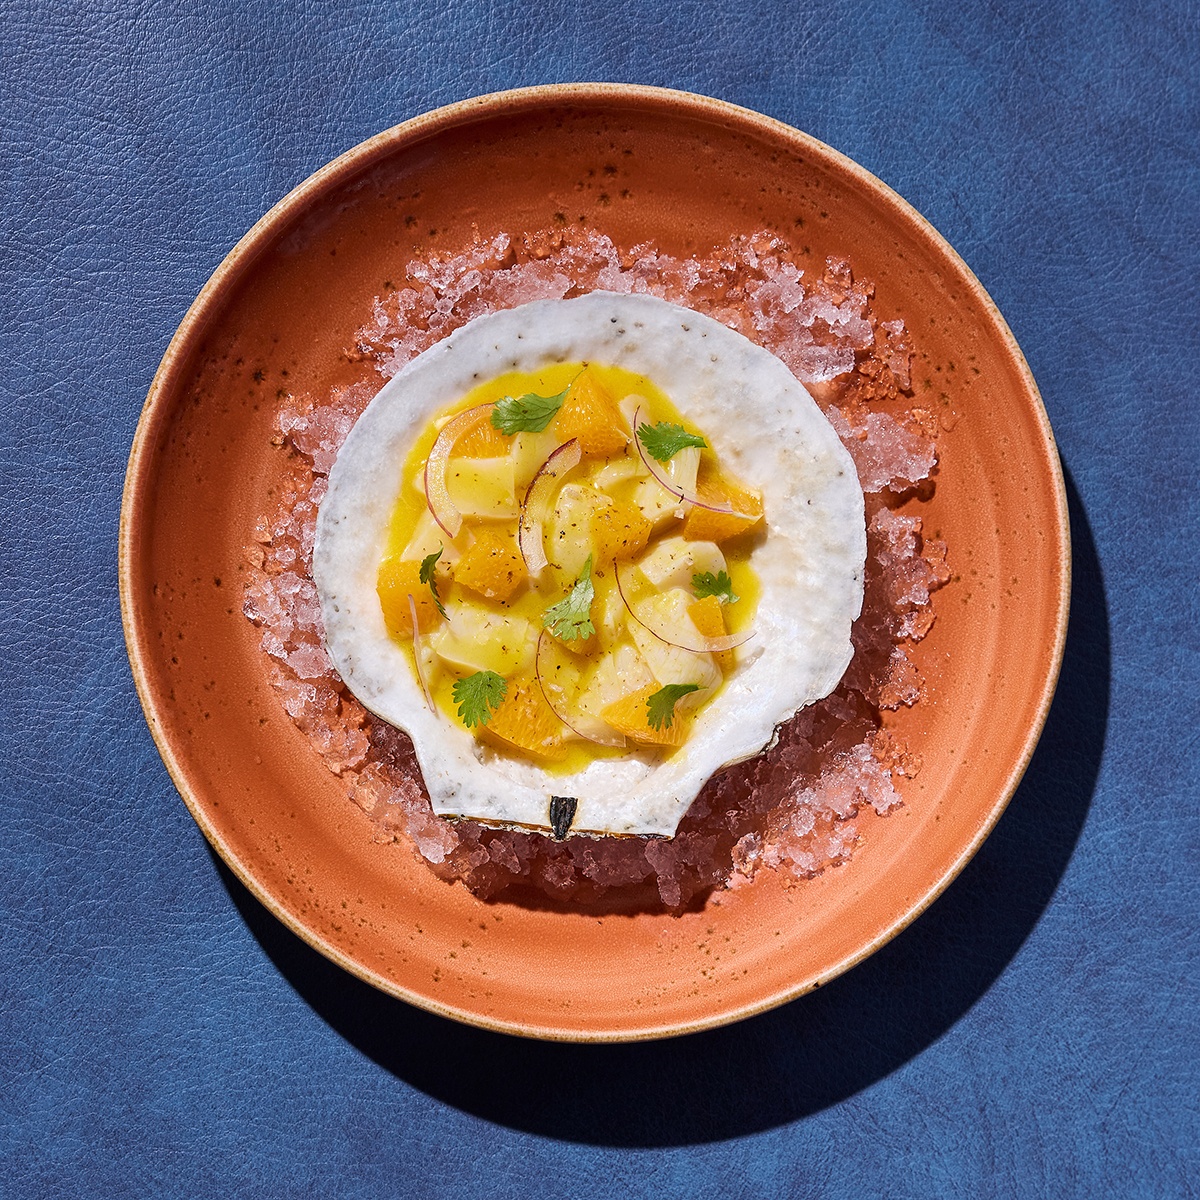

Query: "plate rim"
<box><xmin>119</xmin><ymin>83</ymin><xmax>1071</xmax><ymax>1042</ymax></box>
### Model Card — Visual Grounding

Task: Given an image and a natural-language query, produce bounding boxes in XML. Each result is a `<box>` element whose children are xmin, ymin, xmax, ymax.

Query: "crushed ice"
<box><xmin>242</xmin><ymin>229</ymin><xmax>948</xmax><ymax>909</ymax></box>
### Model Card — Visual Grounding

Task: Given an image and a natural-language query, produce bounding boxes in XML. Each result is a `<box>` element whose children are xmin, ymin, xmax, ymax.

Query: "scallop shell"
<box><xmin>314</xmin><ymin>293</ymin><xmax>864</xmax><ymax>837</ymax></box>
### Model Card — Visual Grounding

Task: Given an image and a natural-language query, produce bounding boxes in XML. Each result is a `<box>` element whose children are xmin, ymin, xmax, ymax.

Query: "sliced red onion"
<box><xmin>407</xmin><ymin>593</ymin><xmax>436</xmax><ymax>712</ymax></box>
<box><xmin>423</xmin><ymin>403</ymin><xmax>495</xmax><ymax>538</ymax></box>
<box><xmin>614</xmin><ymin>561</ymin><xmax>754</xmax><ymax>654</ymax></box>
<box><xmin>534</xmin><ymin>630</ymin><xmax>626</xmax><ymax>748</ymax></box>
<box><xmin>631</xmin><ymin>406</ymin><xmax>735</xmax><ymax>515</ymax></box>
<box><xmin>518</xmin><ymin>439</ymin><xmax>582</xmax><ymax>576</ymax></box>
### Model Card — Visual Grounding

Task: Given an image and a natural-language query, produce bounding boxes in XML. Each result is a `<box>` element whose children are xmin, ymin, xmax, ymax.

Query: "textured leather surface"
<box><xmin>2</xmin><ymin>2</ymin><xmax>1197</xmax><ymax>1196</ymax></box>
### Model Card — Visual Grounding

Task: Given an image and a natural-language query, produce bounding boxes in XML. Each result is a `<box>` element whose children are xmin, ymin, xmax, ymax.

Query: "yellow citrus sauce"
<box><xmin>378</xmin><ymin>361</ymin><xmax>763</xmax><ymax>773</ymax></box>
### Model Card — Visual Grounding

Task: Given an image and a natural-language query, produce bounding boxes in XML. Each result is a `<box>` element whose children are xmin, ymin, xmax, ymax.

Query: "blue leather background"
<box><xmin>2</xmin><ymin>1</ymin><xmax>1197</xmax><ymax>1196</ymax></box>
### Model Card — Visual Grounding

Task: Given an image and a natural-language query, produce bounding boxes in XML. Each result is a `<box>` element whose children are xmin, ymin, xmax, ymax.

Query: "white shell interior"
<box><xmin>314</xmin><ymin>292</ymin><xmax>865</xmax><ymax>838</ymax></box>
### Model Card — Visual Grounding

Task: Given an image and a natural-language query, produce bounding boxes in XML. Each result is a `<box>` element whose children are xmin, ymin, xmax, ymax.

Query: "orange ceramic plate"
<box><xmin>120</xmin><ymin>85</ymin><xmax>1069</xmax><ymax>1042</ymax></box>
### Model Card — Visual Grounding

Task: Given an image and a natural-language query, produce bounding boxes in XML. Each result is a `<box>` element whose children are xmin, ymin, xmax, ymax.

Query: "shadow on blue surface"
<box><xmin>215</xmin><ymin>468</ymin><xmax>1106</xmax><ymax>1145</ymax></box>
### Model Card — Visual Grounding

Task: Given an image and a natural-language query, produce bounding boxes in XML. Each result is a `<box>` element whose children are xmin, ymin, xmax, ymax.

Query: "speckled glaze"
<box><xmin>119</xmin><ymin>85</ymin><xmax>1069</xmax><ymax>1042</ymax></box>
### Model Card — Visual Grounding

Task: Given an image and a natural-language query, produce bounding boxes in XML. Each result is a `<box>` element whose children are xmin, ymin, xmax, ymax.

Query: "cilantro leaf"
<box><xmin>646</xmin><ymin>683</ymin><xmax>701</xmax><ymax>731</ymax></box>
<box><xmin>543</xmin><ymin>555</ymin><xmax>596</xmax><ymax>641</ymax></box>
<box><xmin>452</xmin><ymin>671</ymin><xmax>507</xmax><ymax>728</ymax></box>
<box><xmin>419</xmin><ymin>546</ymin><xmax>447</xmax><ymax>617</ymax></box>
<box><xmin>635</xmin><ymin>421</ymin><xmax>707</xmax><ymax>463</ymax></box>
<box><xmin>692</xmin><ymin>570</ymin><xmax>740</xmax><ymax>605</ymax></box>
<box><xmin>490</xmin><ymin>388</ymin><xmax>568</xmax><ymax>435</ymax></box>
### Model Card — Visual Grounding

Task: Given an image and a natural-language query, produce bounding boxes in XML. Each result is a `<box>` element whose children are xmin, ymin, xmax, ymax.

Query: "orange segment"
<box><xmin>452</xmin><ymin>527</ymin><xmax>527</xmax><ymax>601</ymax></box>
<box><xmin>453</xmin><ymin>409</ymin><xmax>512</xmax><ymax>457</ymax></box>
<box><xmin>682</xmin><ymin>463</ymin><xmax>764</xmax><ymax>543</ymax></box>
<box><xmin>377</xmin><ymin>557</ymin><xmax>441</xmax><ymax>635</ymax></box>
<box><xmin>553</xmin><ymin>367</ymin><xmax>630</xmax><ymax>458</ymax></box>
<box><xmin>687</xmin><ymin>595</ymin><xmax>734</xmax><ymax>672</ymax></box>
<box><xmin>601</xmin><ymin>684</ymin><xmax>689</xmax><ymax>748</ymax></box>
<box><xmin>480</xmin><ymin>676</ymin><xmax>568</xmax><ymax>761</ymax></box>
<box><xmin>550</xmin><ymin>622</ymin><xmax>600</xmax><ymax>659</ymax></box>
<box><xmin>591</xmin><ymin>498</ymin><xmax>652</xmax><ymax>563</ymax></box>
